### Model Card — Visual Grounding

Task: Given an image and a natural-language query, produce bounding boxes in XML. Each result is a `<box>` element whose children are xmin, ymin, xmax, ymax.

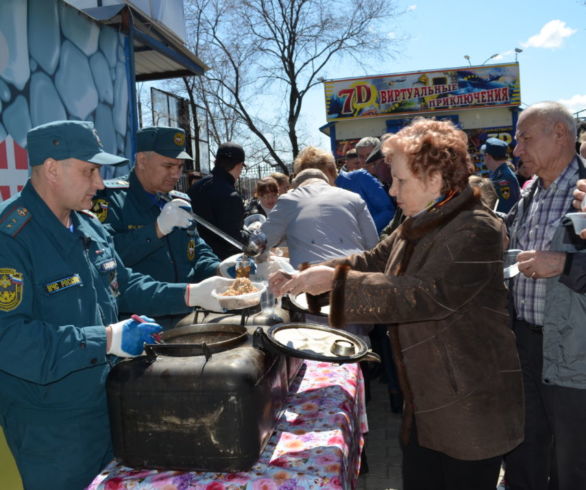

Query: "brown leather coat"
<box><xmin>325</xmin><ymin>187</ymin><xmax>524</xmax><ymax>460</ymax></box>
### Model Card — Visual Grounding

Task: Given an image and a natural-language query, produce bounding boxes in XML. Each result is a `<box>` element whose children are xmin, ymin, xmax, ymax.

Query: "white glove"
<box><xmin>157</xmin><ymin>199</ymin><xmax>193</xmax><ymax>236</ymax></box>
<box><xmin>185</xmin><ymin>276</ymin><xmax>236</xmax><ymax>311</ymax></box>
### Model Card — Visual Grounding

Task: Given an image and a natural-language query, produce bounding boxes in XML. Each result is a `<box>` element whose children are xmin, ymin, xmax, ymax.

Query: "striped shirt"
<box><xmin>510</xmin><ymin>157</ymin><xmax>579</xmax><ymax>326</ymax></box>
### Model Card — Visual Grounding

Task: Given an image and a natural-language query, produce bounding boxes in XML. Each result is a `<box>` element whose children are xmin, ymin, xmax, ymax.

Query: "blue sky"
<box><xmin>302</xmin><ymin>0</ymin><xmax>586</xmax><ymax>147</ymax></box>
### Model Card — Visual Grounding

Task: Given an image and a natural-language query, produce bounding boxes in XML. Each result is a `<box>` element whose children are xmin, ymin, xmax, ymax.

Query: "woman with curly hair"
<box><xmin>270</xmin><ymin>118</ymin><xmax>524</xmax><ymax>490</ymax></box>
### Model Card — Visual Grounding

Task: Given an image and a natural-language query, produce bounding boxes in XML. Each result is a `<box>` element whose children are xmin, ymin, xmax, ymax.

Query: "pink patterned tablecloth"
<box><xmin>88</xmin><ymin>360</ymin><xmax>368</xmax><ymax>490</ymax></box>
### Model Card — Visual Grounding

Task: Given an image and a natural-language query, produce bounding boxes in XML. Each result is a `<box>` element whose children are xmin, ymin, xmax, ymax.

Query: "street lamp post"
<box><xmin>481</xmin><ymin>53</ymin><xmax>499</xmax><ymax>65</ymax></box>
<box><xmin>464</xmin><ymin>55</ymin><xmax>471</xmax><ymax>67</ymax></box>
<box><xmin>515</xmin><ymin>48</ymin><xmax>523</xmax><ymax>62</ymax></box>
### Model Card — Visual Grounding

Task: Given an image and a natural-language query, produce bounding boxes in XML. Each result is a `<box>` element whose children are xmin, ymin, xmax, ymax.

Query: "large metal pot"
<box><xmin>107</xmin><ymin>322</ymin><xmax>378</xmax><ymax>472</ymax></box>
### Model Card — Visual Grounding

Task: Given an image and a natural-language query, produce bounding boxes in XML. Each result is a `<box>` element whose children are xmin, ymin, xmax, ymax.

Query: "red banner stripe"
<box><xmin>14</xmin><ymin>141</ymin><xmax>28</xmax><ymax>170</ymax></box>
<box><xmin>0</xmin><ymin>140</ymin><xmax>7</xmax><ymax>170</ymax></box>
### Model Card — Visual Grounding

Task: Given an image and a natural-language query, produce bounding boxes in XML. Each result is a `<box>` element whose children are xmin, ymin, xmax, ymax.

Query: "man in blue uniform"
<box><xmin>481</xmin><ymin>137</ymin><xmax>521</xmax><ymax>213</ymax></box>
<box><xmin>336</xmin><ymin>160</ymin><xmax>395</xmax><ymax>234</ymax></box>
<box><xmin>92</xmin><ymin>127</ymin><xmax>219</xmax><ymax>286</ymax></box>
<box><xmin>0</xmin><ymin>121</ymin><xmax>226</xmax><ymax>490</ymax></box>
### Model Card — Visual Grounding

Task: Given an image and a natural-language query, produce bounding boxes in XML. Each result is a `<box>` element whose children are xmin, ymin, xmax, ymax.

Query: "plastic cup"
<box><xmin>504</xmin><ymin>249</ymin><xmax>523</xmax><ymax>268</ymax></box>
<box><xmin>565</xmin><ymin>213</ymin><xmax>586</xmax><ymax>236</ymax></box>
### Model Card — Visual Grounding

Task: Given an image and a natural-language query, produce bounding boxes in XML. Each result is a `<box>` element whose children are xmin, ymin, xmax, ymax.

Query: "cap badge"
<box><xmin>174</xmin><ymin>132</ymin><xmax>185</xmax><ymax>147</ymax></box>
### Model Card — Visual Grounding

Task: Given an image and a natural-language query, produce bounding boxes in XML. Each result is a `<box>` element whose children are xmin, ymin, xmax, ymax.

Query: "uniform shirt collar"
<box><xmin>536</xmin><ymin>156</ymin><xmax>579</xmax><ymax>193</ymax></box>
<box><xmin>22</xmin><ymin>181</ymin><xmax>93</xmax><ymax>247</ymax></box>
<box><xmin>129</xmin><ymin>170</ymin><xmax>166</xmax><ymax>209</ymax></box>
<box><xmin>489</xmin><ymin>162</ymin><xmax>509</xmax><ymax>178</ymax></box>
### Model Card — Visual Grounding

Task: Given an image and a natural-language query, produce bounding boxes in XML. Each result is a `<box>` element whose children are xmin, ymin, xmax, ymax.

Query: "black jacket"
<box><xmin>244</xmin><ymin>198</ymin><xmax>267</xmax><ymax>218</ymax></box>
<box><xmin>188</xmin><ymin>166</ymin><xmax>246</xmax><ymax>260</ymax></box>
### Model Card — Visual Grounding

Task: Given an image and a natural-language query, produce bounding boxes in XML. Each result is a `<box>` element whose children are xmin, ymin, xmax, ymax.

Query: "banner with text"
<box><xmin>324</xmin><ymin>63</ymin><xmax>520</xmax><ymax>121</ymax></box>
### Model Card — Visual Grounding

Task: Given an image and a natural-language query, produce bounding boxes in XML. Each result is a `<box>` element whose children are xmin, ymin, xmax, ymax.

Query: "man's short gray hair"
<box><xmin>524</xmin><ymin>101</ymin><xmax>576</xmax><ymax>137</ymax></box>
<box><xmin>356</xmin><ymin>136</ymin><xmax>380</xmax><ymax>150</ymax></box>
<box><xmin>292</xmin><ymin>168</ymin><xmax>329</xmax><ymax>188</ymax></box>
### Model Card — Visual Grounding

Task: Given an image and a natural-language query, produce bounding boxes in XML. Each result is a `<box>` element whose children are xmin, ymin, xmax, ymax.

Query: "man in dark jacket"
<box><xmin>188</xmin><ymin>143</ymin><xmax>247</xmax><ymax>259</ymax></box>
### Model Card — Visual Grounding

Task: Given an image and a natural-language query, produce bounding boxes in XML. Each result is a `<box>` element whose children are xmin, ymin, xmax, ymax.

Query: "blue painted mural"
<box><xmin>0</xmin><ymin>0</ymin><xmax>132</xmax><ymax>200</ymax></box>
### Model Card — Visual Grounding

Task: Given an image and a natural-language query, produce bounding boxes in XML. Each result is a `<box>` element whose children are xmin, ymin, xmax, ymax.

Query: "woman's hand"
<box><xmin>269</xmin><ymin>265</ymin><xmax>336</xmax><ymax>297</ymax></box>
<box><xmin>269</xmin><ymin>270</ymin><xmax>298</xmax><ymax>296</ymax></box>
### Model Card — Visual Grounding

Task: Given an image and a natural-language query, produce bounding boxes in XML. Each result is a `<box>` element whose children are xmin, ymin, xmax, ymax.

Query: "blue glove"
<box><xmin>107</xmin><ymin>315</ymin><xmax>162</xmax><ymax>357</ymax></box>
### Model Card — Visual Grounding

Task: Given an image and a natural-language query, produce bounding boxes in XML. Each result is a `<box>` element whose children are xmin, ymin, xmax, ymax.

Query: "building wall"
<box><xmin>458</xmin><ymin>107</ymin><xmax>513</xmax><ymax>131</ymax></box>
<box><xmin>331</xmin><ymin>106</ymin><xmax>516</xmax><ymax>175</ymax></box>
<box><xmin>333</xmin><ymin>107</ymin><xmax>513</xmax><ymax>141</ymax></box>
<box><xmin>0</xmin><ymin>0</ymin><xmax>133</xmax><ymax>201</ymax></box>
<box><xmin>64</xmin><ymin>0</ymin><xmax>188</xmax><ymax>42</ymax></box>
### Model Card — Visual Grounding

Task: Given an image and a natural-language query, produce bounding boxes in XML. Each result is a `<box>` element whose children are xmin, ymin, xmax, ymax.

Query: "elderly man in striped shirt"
<box><xmin>504</xmin><ymin>101</ymin><xmax>586</xmax><ymax>490</ymax></box>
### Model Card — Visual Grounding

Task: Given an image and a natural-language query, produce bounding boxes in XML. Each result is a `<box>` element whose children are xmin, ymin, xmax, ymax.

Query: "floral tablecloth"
<box><xmin>88</xmin><ymin>360</ymin><xmax>368</xmax><ymax>490</ymax></box>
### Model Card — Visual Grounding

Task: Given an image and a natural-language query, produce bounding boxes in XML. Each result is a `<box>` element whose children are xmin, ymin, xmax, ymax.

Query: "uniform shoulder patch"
<box><xmin>0</xmin><ymin>268</ymin><xmax>24</xmax><ymax>311</ymax></box>
<box><xmin>103</xmin><ymin>178</ymin><xmax>129</xmax><ymax>189</ymax></box>
<box><xmin>0</xmin><ymin>206</ymin><xmax>32</xmax><ymax>237</ymax></box>
<box><xmin>169</xmin><ymin>190</ymin><xmax>191</xmax><ymax>202</ymax></box>
<box><xmin>79</xmin><ymin>209</ymin><xmax>99</xmax><ymax>220</ymax></box>
<box><xmin>90</xmin><ymin>198</ymin><xmax>109</xmax><ymax>222</ymax></box>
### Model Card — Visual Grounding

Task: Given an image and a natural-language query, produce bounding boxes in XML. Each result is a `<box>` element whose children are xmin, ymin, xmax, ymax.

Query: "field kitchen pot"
<box><xmin>107</xmin><ymin>322</ymin><xmax>379</xmax><ymax>472</ymax></box>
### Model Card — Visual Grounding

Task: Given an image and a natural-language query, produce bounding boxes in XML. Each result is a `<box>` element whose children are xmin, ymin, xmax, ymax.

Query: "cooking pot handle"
<box><xmin>145</xmin><ymin>344</ymin><xmax>157</xmax><ymax>363</ymax></box>
<box><xmin>144</xmin><ymin>342</ymin><xmax>214</xmax><ymax>361</ymax></box>
<box><xmin>361</xmin><ymin>350</ymin><xmax>381</xmax><ymax>363</ymax></box>
<box><xmin>253</xmin><ymin>327</ymin><xmax>280</xmax><ymax>355</ymax></box>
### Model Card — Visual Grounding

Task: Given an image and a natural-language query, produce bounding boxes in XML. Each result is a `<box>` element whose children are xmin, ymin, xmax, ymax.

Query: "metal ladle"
<box><xmin>158</xmin><ymin>194</ymin><xmax>267</xmax><ymax>257</ymax></box>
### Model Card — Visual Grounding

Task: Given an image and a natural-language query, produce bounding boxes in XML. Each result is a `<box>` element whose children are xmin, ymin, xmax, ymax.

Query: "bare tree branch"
<box><xmin>172</xmin><ymin>0</ymin><xmax>402</xmax><ymax>174</ymax></box>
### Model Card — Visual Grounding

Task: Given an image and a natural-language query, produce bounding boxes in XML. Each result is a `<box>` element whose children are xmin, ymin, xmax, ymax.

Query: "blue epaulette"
<box><xmin>0</xmin><ymin>205</ymin><xmax>32</xmax><ymax>237</ymax></box>
<box><xmin>169</xmin><ymin>190</ymin><xmax>191</xmax><ymax>202</ymax></box>
<box><xmin>103</xmin><ymin>178</ymin><xmax>129</xmax><ymax>189</ymax></box>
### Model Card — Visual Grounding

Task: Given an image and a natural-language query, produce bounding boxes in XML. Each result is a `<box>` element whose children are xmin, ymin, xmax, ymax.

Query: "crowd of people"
<box><xmin>0</xmin><ymin>101</ymin><xmax>585</xmax><ymax>490</ymax></box>
<box><xmin>269</xmin><ymin>102</ymin><xmax>586</xmax><ymax>490</ymax></box>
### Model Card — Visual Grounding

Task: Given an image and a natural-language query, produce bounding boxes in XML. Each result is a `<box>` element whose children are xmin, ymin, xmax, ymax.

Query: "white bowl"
<box><xmin>219</xmin><ymin>254</ymin><xmax>293</xmax><ymax>282</ymax></box>
<box><xmin>211</xmin><ymin>280</ymin><xmax>266</xmax><ymax>310</ymax></box>
<box><xmin>289</xmin><ymin>293</ymin><xmax>331</xmax><ymax>316</ymax></box>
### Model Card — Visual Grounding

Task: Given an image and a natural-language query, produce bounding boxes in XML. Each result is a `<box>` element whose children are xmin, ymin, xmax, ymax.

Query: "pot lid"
<box><xmin>255</xmin><ymin>323</ymin><xmax>380</xmax><ymax>364</ymax></box>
